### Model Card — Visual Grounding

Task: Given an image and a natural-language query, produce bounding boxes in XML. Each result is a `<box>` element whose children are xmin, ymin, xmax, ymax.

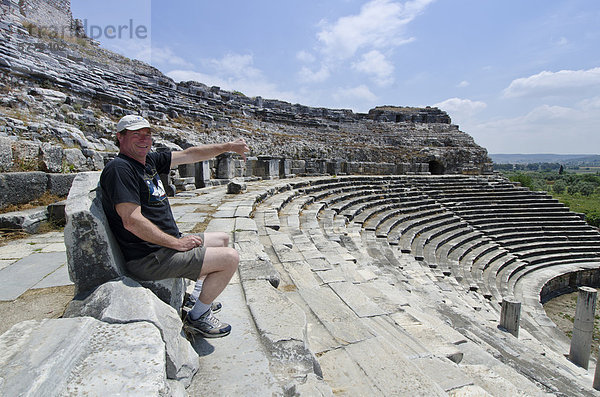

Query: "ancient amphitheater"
<box><xmin>2</xmin><ymin>1</ymin><xmax>600</xmax><ymax>396</ymax></box>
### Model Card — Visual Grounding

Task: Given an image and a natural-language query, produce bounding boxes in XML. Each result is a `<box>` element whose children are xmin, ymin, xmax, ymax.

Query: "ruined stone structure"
<box><xmin>0</xmin><ymin>0</ymin><xmax>491</xmax><ymax>191</ymax></box>
<box><xmin>3</xmin><ymin>1</ymin><xmax>600</xmax><ymax>396</ymax></box>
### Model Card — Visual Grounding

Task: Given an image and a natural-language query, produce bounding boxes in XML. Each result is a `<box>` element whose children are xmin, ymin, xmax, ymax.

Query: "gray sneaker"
<box><xmin>184</xmin><ymin>309</ymin><xmax>231</xmax><ymax>338</ymax></box>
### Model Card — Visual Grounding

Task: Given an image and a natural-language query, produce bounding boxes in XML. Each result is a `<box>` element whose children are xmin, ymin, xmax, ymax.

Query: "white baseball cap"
<box><xmin>116</xmin><ymin>115</ymin><xmax>151</xmax><ymax>133</ymax></box>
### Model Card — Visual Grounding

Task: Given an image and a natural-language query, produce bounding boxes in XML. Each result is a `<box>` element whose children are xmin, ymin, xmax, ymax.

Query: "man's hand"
<box><xmin>174</xmin><ymin>234</ymin><xmax>204</xmax><ymax>251</ymax></box>
<box><xmin>229</xmin><ymin>138</ymin><xmax>250</xmax><ymax>161</ymax></box>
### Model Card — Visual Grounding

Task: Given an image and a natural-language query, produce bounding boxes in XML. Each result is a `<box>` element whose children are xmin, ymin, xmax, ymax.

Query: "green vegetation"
<box><xmin>497</xmin><ymin>166</ymin><xmax>600</xmax><ymax>227</ymax></box>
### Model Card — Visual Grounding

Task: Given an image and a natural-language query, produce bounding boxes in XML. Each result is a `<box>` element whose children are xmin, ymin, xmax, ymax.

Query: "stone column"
<box><xmin>594</xmin><ymin>347</ymin><xmax>600</xmax><ymax>390</ymax></box>
<box><xmin>569</xmin><ymin>286</ymin><xmax>597</xmax><ymax>369</ymax></box>
<box><xmin>245</xmin><ymin>156</ymin><xmax>258</xmax><ymax>177</ymax></box>
<box><xmin>194</xmin><ymin>161</ymin><xmax>210</xmax><ymax>188</ymax></box>
<box><xmin>499</xmin><ymin>298</ymin><xmax>521</xmax><ymax>337</ymax></box>
<box><xmin>279</xmin><ymin>158</ymin><xmax>291</xmax><ymax>178</ymax></box>
<box><xmin>216</xmin><ymin>153</ymin><xmax>235</xmax><ymax>180</ymax></box>
<box><xmin>256</xmin><ymin>156</ymin><xmax>279</xmax><ymax>179</ymax></box>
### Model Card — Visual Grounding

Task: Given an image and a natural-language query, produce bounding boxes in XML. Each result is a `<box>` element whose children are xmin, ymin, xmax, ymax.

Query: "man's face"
<box><xmin>118</xmin><ymin>127</ymin><xmax>152</xmax><ymax>163</ymax></box>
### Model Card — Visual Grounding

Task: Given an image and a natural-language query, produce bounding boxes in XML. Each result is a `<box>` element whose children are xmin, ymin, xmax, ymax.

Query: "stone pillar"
<box><xmin>194</xmin><ymin>161</ymin><xmax>210</xmax><ymax>188</ymax></box>
<box><xmin>499</xmin><ymin>298</ymin><xmax>521</xmax><ymax>337</ymax></box>
<box><xmin>290</xmin><ymin>159</ymin><xmax>305</xmax><ymax>175</ymax></box>
<box><xmin>569</xmin><ymin>286</ymin><xmax>597</xmax><ymax>369</ymax></box>
<box><xmin>178</xmin><ymin>163</ymin><xmax>195</xmax><ymax>178</ymax></box>
<box><xmin>317</xmin><ymin>160</ymin><xmax>328</xmax><ymax>174</ymax></box>
<box><xmin>327</xmin><ymin>160</ymin><xmax>342</xmax><ymax>176</ymax></box>
<box><xmin>279</xmin><ymin>158</ymin><xmax>291</xmax><ymax>178</ymax></box>
<box><xmin>256</xmin><ymin>156</ymin><xmax>279</xmax><ymax>179</ymax></box>
<box><xmin>594</xmin><ymin>347</ymin><xmax>600</xmax><ymax>390</ymax></box>
<box><xmin>245</xmin><ymin>157</ymin><xmax>258</xmax><ymax>177</ymax></box>
<box><xmin>216</xmin><ymin>153</ymin><xmax>235</xmax><ymax>180</ymax></box>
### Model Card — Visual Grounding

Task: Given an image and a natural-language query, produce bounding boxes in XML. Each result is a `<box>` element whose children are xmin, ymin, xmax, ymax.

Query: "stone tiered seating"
<box><xmin>239</xmin><ymin>175</ymin><xmax>599</xmax><ymax>395</ymax></box>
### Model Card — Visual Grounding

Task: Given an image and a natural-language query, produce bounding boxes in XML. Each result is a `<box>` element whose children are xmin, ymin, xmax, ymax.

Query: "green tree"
<box><xmin>553</xmin><ymin>179</ymin><xmax>567</xmax><ymax>194</ymax></box>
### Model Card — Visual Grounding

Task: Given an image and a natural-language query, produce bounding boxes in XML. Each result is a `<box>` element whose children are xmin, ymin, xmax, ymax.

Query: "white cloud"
<box><xmin>298</xmin><ymin>65</ymin><xmax>331</xmax><ymax>83</ymax></box>
<box><xmin>146</xmin><ymin>46</ymin><xmax>193</xmax><ymax>69</ymax></box>
<box><xmin>208</xmin><ymin>53</ymin><xmax>261</xmax><ymax>80</ymax></box>
<box><xmin>457</xmin><ymin>80</ymin><xmax>470</xmax><ymax>88</ymax></box>
<box><xmin>167</xmin><ymin>53</ymin><xmax>298</xmax><ymax>102</ymax></box>
<box><xmin>296</xmin><ymin>50</ymin><xmax>316</xmax><ymax>63</ymax></box>
<box><xmin>433</xmin><ymin>97</ymin><xmax>486</xmax><ymax>115</ymax></box>
<box><xmin>555</xmin><ymin>36</ymin><xmax>568</xmax><ymax>46</ymax></box>
<box><xmin>316</xmin><ymin>0</ymin><xmax>432</xmax><ymax>60</ymax></box>
<box><xmin>503</xmin><ymin>67</ymin><xmax>600</xmax><ymax>98</ymax></box>
<box><xmin>466</xmin><ymin>104</ymin><xmax>600</xmax><ymax>153</ymax></box>
<box><xmin>299</xmin><ymin>0</ymin><xmax>434</xmax><ymax>86</ymax></box>
<box><xmin>352</xmin><ymin>50</ymin><xmax>394</xmax><ymax>86</ymax></box>
<box><xmin>333</xmin><ymin>84</ymin><xmax>377</xmax><ymax>103</ymax></box>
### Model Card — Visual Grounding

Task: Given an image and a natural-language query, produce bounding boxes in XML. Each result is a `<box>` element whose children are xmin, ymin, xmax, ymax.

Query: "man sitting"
<box><xmin>100</xmin><ymin>115</ymin><xmax>249</xmax><ymax>338</ymax></box>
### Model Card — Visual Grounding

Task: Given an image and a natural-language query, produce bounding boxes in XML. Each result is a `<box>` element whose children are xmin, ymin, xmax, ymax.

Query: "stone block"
<box><xmin>64</xmin><ymin>172</ymin><xmax>185</xmax><ymax>309</ymax></box>
<box><xmin>12</xmin><ymin>140</ymin><xmax>40</xmax><ymax>168</ymax></box>
<box><xmin>0</xmin><ymin>137</ymin><xmax>14</xmax><ymax>171</ymax></box>
<box><xmin>40</xmin><ymin>142</ymin><xmax>63</xmax><ymax>173</ymax></box>
<box><xmin>217</xmin><ymin>153</ymin><xmax>235</xmax><ymax>179</ymax></box>
<box><xmin>63</xmin><ymin>147</ymin><xmax>89</xmax><ymax>172</ymax></box>
<box><xmin>0</xmin><ymin>317</ymin><xmax>169</xmax><ymax>396</ymax></box>
<box><xmin>64</xmin><ymin>277</ymin><xmax>199</xmax><ymax>386</ymax></box>
<box><xmin>242</xmin><ymin>279</ymin><xmax>320</xmax><ymax>378</ymax></box>
<box><xmin>47</xmin><ymin>200</ymin><xmax>67</xmax><ymax>225</ymax></box>
<box><xmin>46</xmin><ymin>172</ymin><xmax>76</xmax><ymax>196</ymax></box>
<box><xmin>0</xmin><ymin>207</ymin><xmax>47</xmax><ymax>233</ymax></box>
<box><xmin>193</xmin><ymin>160</ymin><xmax>210</xmax><ymax>187</ymax></box>
<box><xmin>0</xmin><ymin>171</ymin><xmax>47</xmax><ymax>209</ymax></box>
<box><xmin>227</xmin><ymin>179</ymin><xmax>247</xmax><ymax>194</ymax></box>
<box><xmin>65</xmin><ymin>171</ymin><xmax>127</xmax><ymax>296</ymax></box>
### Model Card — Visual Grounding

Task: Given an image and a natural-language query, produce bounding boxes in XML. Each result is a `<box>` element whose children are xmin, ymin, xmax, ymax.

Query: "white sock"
<box><xmin>189</xmin><ymin>300</ymin><xmax>211</xmax><ymax>320</ymax></box>
<box><xmin>190</xmin><ymin>279</ymin><xmax>203</xmax><ymax>301</ymax></box>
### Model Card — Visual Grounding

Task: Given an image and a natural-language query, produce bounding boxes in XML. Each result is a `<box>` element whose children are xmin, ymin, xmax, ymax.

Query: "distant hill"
<box><xmin>490</xmin><ymin>154</ymin><xmax>600</xmax><ymax>165</ymax></box>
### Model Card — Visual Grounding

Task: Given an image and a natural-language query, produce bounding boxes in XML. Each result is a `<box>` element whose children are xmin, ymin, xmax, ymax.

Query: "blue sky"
<box><xmin>70</xmin><ymin>0</ymin><xmax>600</xmax><ymax>154</ymax></box>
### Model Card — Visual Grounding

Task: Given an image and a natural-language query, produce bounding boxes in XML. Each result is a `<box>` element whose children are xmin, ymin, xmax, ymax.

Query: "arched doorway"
<box><xmin>429</xmin><ymin>160</ymin><xmax>445</xmax><ymax>175</ymax></box>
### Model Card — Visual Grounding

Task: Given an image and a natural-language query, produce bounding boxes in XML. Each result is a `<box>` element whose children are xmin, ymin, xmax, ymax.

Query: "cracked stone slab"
<box><xmin>298</xmin><ymin>285</ymin><xmax>375</xmax><ymax>345</ymax></box>
<box><xmin>64</xmin><ymin>277</ymin><xmax>198</xmax><ymax>386</ymax></box>
<box><xmin>329</xmin><ymin>281</ymin><xmax>390</xmax><ymax>318</ymax></box>
<box><xmin>316</xmin><ymin>268</ymin><xmax>346</xmax><ymax>284</ymax></box>
<box><xmin>344</xmin><ymin>336</ymin><xmax>446</xmax><ymax>396</ymax></box>
<box><xmin>0</xmin><ymin>317</ymin><xmax>169</xmax><ymax>396</ymax></box>
<box><xmin>318</xmin><ymin>347</ymin><xmax>380</xmax><ymax>396</ymax></box>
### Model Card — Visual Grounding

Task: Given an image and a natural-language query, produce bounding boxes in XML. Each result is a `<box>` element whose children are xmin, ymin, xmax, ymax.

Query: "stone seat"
<box><xmin>353</xmin><ymin>194</ymin><xmax>432</xmax><ymax>226</ymax></box>
<box><xmin>412</xmin><ymin>217</ymin><xmax>465</xmax><ymax>265</ymax></box>
<box><xmin>393</xmin><ymin>212</ymin><xmax>455</xmax><ymax>255</ymax></box>
<box><xmin>508</xmin><ymin>239</ymin><xmax>600</xmax><ymax>254</ymax></box>
<box><xmin>371</xmin><ymin>203</ymin><xmax>442</xmax><ymax>235</ymax></box>
<box><xmin>506</xmin><ymin>258</ymin><xmax>600</xmax><ymax>300</ymax></box>
<box><xmin>332</xmin><ymin>188</ymin><xmax>415</xmax><ymax>216</ymax></box>
<box><xmin>422</xmin><ymin>223</ymin><xmax>473</xmax><ymax>266</ymax></box>
<box><xmin>376</xmin><ymin>203</ymin><xmax>442</xmax><ymax>237</ymax></box>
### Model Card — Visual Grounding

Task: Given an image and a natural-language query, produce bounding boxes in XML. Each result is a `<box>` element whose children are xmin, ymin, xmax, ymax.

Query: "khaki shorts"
<box><xmin>125</xmin><ymin>233</ymin><xmax>205</xmax><ymax>281</ymax></box>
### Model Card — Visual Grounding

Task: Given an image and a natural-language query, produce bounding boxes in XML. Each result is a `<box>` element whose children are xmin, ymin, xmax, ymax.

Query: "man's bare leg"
<box><xmin>185</xmin><ymin>245</ymin><xmax>239</xmax><ymax>338</ymax></box>
<box><xmin>188</xmin><ymin>232</ymin><xmax>230</xmax><ymax>303</ymax></box>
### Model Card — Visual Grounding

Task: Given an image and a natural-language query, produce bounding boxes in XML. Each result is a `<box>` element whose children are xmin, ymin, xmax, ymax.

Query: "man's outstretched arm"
<box><xmin>170</xmin><ymin>138</ymin><xmax>249</xmax><ymax>167</ymax></box>
<box><xmin>116</xmin><ymin>202</ymin><xmax>203</xmax><ymax>251</ymax></box>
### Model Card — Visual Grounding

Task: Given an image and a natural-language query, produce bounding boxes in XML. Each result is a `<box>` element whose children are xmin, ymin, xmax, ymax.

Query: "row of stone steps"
<box><xmin>232</xmin><ymin>176</ymin><xmax>594</xmax><ymax>394</ymax></box>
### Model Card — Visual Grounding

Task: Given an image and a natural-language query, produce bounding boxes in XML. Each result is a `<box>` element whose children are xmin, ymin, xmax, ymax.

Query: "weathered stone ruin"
<box><xmin>3</xmin><ymin>0</ymin><xmax>600</xmax><ymax>396</ymax></box>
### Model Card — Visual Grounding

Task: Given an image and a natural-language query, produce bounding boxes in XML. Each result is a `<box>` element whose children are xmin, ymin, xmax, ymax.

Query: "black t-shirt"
<box><xmin>100</xmin><ymin>151</ymin><xmax>180</xmax><ymax>261</ymax></box>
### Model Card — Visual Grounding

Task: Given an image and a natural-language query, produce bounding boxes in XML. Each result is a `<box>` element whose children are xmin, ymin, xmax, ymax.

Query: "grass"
<box><xmin>553</xmin><ymin>193</ymin><xmax>600</xmax><ymax>214</ymax></box>
<box><xmin>0</xmin><ymin>192</ymin><xmax>65</xmax><ymax>215</ymax></box>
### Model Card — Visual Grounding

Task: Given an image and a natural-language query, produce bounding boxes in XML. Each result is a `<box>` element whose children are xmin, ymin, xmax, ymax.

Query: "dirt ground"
<box><xmin>0</xmin><ymin>285</ymin><xmax>75</xmax><ymax>336</ymax></box>
<box><xmin>544</xmin><ymin>290</ymin><xmax>600</xmax><ymax>355</ymax></box>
